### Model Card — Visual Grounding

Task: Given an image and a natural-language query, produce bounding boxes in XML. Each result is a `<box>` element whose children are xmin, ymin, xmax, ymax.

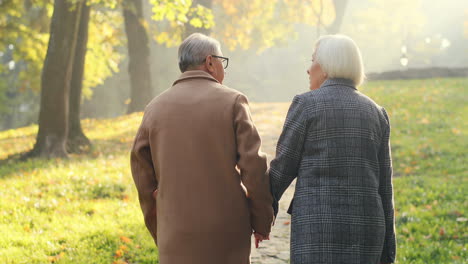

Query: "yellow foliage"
<box><xmin>210</xmin><ymin>0</ymin><xmax>336</xmax><ymax>52</ymax></box>
<box><xmin>280</xmin><ymin>0</ymin><xmax>335</xmax><ymax>26</ymax></box>
<box><xmin>150</xmin><ymin>0</ymin><xmax>337</xmax><ymax>52</ymax></box>
<box><xmin>84</xmin><ymin>8</ymin><xmax>125</xmax><ymax>99</ymax></box>
<box><xmin>190</xmin><ymin>17</ymin><xmax>203</xmax><ymax>28</ymax></box>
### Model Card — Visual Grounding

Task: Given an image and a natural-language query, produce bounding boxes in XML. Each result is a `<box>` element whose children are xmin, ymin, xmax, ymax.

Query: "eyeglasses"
<box><xmin>211</xmin><ymin>55</ymin><xmax>229</xmax><ymax>69</ymax></box>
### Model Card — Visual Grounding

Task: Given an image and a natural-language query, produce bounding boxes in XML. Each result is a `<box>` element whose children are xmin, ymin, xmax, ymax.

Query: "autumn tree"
<box><xmin>149</xmin><ymin>0</ymin><xmax>214</xmax><ymax>47</ymax></box>
<box><xmin>123</xmin><ymin>0</ymin><xmax>153</xmax><ymax>114</ymax></box>
<box><xmin>68</xmin><ymin>1</ymin><xmax>91</xmax><ymax>153</ymax></box>
<box><xmin>183</xmin><ymin>0</ymin><xmax>212</xmax><ymax>38</ymax></box>
<box><xmin>149</xmin><ymin>0</ymin><xmax>342</xmax><ymax>52</ymax></box>
<box><xmin>67</xmin><ymin>1</ymin><xmax>125</xmax><ymax>151</ymax></box>
<box><xmin>1</xmin><ymin>0</ymin><xmax>125</xmax><ymax>157</ymax></box>
<box><xmin>29</xmin><ymin>0</ymin><xmax>84</xmax><ymax>158</ymax></box>
<box><xmin>120</xmin><ymin>0</ymin><xmax>215</xmax><ymax>112</ymax></box>
<box><xmin>0</xmin><ymin>0</ymin><xmax>51</xmax><ymax>130</ymax></box>
<box><xmin>326</xmin><ymin>0</ymin><xmax>348</xmax><ymax>34</ymax></box>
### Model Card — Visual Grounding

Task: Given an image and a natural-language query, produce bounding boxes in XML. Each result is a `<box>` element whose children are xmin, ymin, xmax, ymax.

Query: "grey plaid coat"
<box><xmin>270</xmin><ymin>78</ymin><xmax>396</xmax><ymax>264</ymax></box>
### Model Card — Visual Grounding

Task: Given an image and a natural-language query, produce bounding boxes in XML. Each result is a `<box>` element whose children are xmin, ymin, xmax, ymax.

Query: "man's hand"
<box><xmin>254</xmin><ymin>232</ymin><xmax>270</xmax><ymax>248</ymax></box>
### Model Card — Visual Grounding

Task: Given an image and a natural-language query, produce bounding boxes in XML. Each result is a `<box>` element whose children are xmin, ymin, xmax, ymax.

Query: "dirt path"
<box><xmin>250</xmin><ymin>181</ymin><xmax>295</xmax><ymax>264</ymax></box>
<box><xmin>248</xmin><ymin>102</ymin><xmax>293</xmax><ymax>264</ymax></box>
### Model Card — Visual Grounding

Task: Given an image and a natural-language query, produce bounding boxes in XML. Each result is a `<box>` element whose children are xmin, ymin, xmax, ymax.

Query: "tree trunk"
<box><xmin>28</xmin><ymin>0</ymin><xmax>83</xmax><ymax>158</ymax></box>
<box><xmin>183</xmin><ymin>0</ymin><xmax>213</xmax><ymax>38</ymax></box>
<box><xmin>123</xmin><ymin>0</ymin><xmax>152</xmax><ymax>114</ymax></box>
<box><xmin>68</xmin><ymin>1</ymin><xmax>91</xmax><ymax>153</ymax></box>
<box><xmin>326</xmin><ymin>0</ymin><xmax>348</xmax><ymax>34</ymax></box>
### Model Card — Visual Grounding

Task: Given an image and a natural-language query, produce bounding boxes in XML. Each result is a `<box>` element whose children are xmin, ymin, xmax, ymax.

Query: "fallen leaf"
<box><xmin>120</xmin><ymin>236</ymin><xmax>132</xmax><ymax>244</ymax></box>
<box><xmin>119</xmin><ymin>245</ymin><xmax>128</xmax><ymax>251</ymax></box>
<box><xmin>439</xmin><ymin>228</ymin><xmax>445</xmax><ymax>236</ymax></box>
<box><xmin>451</xmin><ymin>128</ymin><xmax>461</xmax><ymax>135</ymax></box>
<box><xmin>404</xmin><ymin>167</ymin><xmax>413</xmax><ymax>174</ymax></box>
<box><xmin>47</xmin><ymin>252</ymin><xmax>64</xmax><ymax>263</ymax></box>
<box><xmin>419</xmin><ymin>118</ymin><xmax>430</xmax><ymax>124</ymax></box>
<box><xmin>451</xmin><ymin>211</ymin><xmax>463</xmax><ymax>217</ymax></box>
<box><xmin>114</xmin><ymin>249</ymin><xmax>123</xmax><ymax>258</ymax></box>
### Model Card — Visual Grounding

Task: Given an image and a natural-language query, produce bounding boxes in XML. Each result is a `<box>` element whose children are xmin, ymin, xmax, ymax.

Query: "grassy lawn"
<box><xmin>0</xmin><ymin>78</ymin><xmax>466</xmax><ymax>263</ymax></box>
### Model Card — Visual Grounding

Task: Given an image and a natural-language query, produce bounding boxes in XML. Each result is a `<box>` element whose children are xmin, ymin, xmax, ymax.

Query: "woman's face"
<box><xmin>307</xmin><ymin>51</ymin><xmax>327</xmax><ymax>90</ymax></box>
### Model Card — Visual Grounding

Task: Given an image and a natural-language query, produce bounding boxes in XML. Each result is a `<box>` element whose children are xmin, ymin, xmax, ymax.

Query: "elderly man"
<box><xmin>130</xmin><ymin>33</ymin><xmax>274</xmax><ymax>264</ymax></box>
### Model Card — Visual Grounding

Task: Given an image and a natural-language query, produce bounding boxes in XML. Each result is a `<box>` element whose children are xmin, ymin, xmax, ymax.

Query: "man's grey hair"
<box><xmin>178</xmin><ymin>33</ymin><xmax>222</xmax><ymax>72</ymax></box>
<box><xmin>314</xmin><ymin>34</ymin><xmax>365</xmax><ymax>86</ymax></box>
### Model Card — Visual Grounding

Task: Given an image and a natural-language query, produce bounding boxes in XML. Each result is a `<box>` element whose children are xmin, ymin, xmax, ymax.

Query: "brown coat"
<box><xmin>130</xmin><ymin>70</ymin><xmax>274</xmax><ymax>264</ymax></box>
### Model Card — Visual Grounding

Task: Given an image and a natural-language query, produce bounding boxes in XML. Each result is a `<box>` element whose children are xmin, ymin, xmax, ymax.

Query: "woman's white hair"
<box><xmin>314</xmin><ymin>34</ymin><xmax>365</xmax><ymax>86</ymax></box>
<box><xmin>178</xmin><ymin>33</ymin><xmax>222</xmax><ymax>72</ymax></box>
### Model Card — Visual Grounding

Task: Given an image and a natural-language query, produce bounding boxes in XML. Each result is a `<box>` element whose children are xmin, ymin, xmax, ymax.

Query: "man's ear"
<box><xmin>205</xmin><ymin>55</ymin><xmax>215</xmax><ymax>73</ymax></box>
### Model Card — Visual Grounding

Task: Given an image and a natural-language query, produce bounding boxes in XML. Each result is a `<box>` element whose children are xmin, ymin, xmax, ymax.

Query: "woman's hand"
<box><xmin>254</xmin><ymin>232</ymin><xmax>270</xmax><ymax>248</ymax></box>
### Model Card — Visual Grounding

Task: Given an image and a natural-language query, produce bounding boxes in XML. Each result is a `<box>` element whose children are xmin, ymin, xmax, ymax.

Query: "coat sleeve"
<box><xmin>378</xmin><ymin>108</ymin><xmax>396</xmax><ymax>263</ymax></box>
<box><xmin>130</xmin><ymin>121</ymin><xmax>158</xmax><ymax>245</ymax></box>
<box><xmin>234</xmin><ymin>94</ymin><xmax>274</xmax><ymax>236</ymax></box>
<box><xmin>269</xmin><ymin>95</ymin><xmax>308</xmax><ymax>217</ymax></box>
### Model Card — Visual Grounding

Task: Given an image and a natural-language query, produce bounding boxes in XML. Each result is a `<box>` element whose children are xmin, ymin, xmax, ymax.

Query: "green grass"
<box><xmin>0</xmin><ymin>78</ymin><xmax>467</xmax><ymax>263</ymax></box>
<box><xmin>0</xmin><ymin>115</ymin><xmax>158</xmax><ymax>264</ymax></box>
<box><xmin>360</xmin><ymin>78</ymin><xmax>468</xmax><ymax>263</ymax></box>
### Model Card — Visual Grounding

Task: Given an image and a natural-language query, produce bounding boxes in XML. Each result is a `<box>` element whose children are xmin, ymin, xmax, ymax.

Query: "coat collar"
<box><xmin>172</xmin><ymin>70</ymin><xmax>219</xmax><ymax>86</ymax></box>
<box><xmin>320</xmin><ymin>78</ymin><xmax>357</xmax><ymax>90</ymax></box>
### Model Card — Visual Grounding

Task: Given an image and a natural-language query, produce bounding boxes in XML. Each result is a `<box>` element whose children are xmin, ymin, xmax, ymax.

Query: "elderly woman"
<box><xmin>270</xmin><ymin>35</ymin><xmax>396</xmax><ymax>264</ymax></box>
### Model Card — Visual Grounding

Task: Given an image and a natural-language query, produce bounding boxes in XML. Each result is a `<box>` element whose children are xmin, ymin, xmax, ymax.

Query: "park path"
<box><xmin>250</xmin><ymin>181</ymin><xmax>295</xmax><ymax>264</ymax></box>
<box><xmin>248</xmin><ymin>102</ymin><xmax>294</xmax><ymax>264</ymax></box>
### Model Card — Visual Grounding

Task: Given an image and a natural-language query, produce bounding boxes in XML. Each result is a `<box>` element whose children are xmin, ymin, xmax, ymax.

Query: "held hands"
<box><xmin>253</xmin><ymin>232</ymin><xmax>270</xmax><ymax>248</ymax></box>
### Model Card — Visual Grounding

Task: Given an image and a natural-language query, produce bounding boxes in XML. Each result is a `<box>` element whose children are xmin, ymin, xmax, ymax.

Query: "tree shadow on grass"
<box><xmin>0</xmin><ymin>154</ymin><xmax>57</xmax><ymax>180</ymax></box>
<box><xmin>0</xmin><ymin>130</ymin><xmax>135</xmax><ymax>180</ymax></box>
